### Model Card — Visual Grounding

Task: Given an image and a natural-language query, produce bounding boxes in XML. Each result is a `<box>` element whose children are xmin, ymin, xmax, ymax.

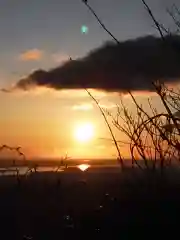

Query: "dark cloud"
<box><xmin>15</xmin><ymin>35</ymin><xmax>180</xmax><ymax>92</ymax></box>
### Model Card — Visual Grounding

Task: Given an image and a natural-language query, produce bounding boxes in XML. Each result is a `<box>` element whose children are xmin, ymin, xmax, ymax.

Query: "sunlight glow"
<box><xmin>74</xmin><ymin>123</ymin><xmax>94</xmax><ymax>143</ymax></box>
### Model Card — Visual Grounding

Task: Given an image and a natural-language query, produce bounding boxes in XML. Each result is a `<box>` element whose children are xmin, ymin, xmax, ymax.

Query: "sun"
<box><xmin>74</xmin><ymin>123</ymin><xmax>94</xmax><ymax>143</ymax></box>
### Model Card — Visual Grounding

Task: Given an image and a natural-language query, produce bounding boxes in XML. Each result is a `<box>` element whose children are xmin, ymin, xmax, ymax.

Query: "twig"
<box><xmin>82</xmin><ymin>0</ymin><xmax>120</xmax><ymax>44</ymax></box>
<box><xmin>85</xmin><ymin>89</ymin><xmax>124</xmax><ymax>168</ymax></box>
<box><xmin>141</xmin><ymin>0</ymin><xmax>165</xmax><ymax>41</ymax></box>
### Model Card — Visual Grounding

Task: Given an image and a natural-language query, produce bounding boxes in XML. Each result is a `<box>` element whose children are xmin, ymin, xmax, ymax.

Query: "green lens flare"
<box><xmin>81</xmin><ymin>25</ymin><xmax>88</xmax><ymax>34</ymax></box>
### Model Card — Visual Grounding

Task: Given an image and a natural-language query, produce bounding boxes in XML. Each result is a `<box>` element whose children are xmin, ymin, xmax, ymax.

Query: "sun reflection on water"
<box><xmin>77</xmin><ymin>164</ymin><xmax>90</xmax><ymax>172</ymax></box>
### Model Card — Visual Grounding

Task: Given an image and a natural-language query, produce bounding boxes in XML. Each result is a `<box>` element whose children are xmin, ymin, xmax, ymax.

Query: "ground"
<box><xmin>0</xmin><ymin>166</ymin><xmax>179</xmax><ymax>239</ymax></box>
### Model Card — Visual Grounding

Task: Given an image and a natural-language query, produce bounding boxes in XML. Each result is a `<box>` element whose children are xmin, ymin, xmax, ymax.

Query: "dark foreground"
<box><xmin>0</xmin><ymin>166</ymin><xmax>180</xmax><ymax>239</ymax></box>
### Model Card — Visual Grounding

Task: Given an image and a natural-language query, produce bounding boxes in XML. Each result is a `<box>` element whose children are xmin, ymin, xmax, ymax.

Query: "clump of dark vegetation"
<box><xmin>0</xmin><ymin>166</ymin><xmax>179</xmax><ymax>239</ymax></box>
<box><xmin>83</xmin><ymin>0</ymin><xmax>180</xmax><ymax>170</ymax></box>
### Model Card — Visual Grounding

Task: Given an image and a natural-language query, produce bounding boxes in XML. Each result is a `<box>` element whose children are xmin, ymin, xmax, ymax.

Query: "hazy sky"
<box><xmin>0</xmin><ymin>0</ymin><xmax>179</xmax><ymax>160</ymax></box>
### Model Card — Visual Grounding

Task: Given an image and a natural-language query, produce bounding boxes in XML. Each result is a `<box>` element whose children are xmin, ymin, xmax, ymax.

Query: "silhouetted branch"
<box><xmin>85</xmin><ymin>89</ymin><xmax>124</xmax><ymax>168</ymax></box>
<box><xmin>81</xmin><ymin>0</ymin><xmax>120</xmax><ymax>44</ymax></box>
<box><xmin>0</xmin><ymin>144</ymin><xmax>26</xmax><ymax>161</ymax></box>
<box><xmin>141</xmin><ymin>0</ymin><xmax>165</xmax><ymax>40</ymax></box>
<box><xmin>81</xmin><ymin>0</ymin><xmax>180</xmax><ymax>171</ymax></box>
<box><xmin>69</xmin><ymin>57</ymin><xmax>124</xmax><ymax>167</ymax></box>
<box><xmin>167</xmin><ymin>5</ymin><xmax>180</xmax><ymax>31</ymax></box>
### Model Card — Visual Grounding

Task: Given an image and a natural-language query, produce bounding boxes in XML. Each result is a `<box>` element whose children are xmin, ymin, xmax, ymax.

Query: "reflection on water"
<box><xmin>0</xmin><ymin>166</ymin><xmax>64</xmax><ymax>176</ymax></box>
<box><xmin>0</xmin><ymin>167</ymin><xmax>27</xmax><ymax>176</ymax></box>
<box><xmin>0</xmin><ymin>164</ymin><xmax>91</xmax><ymax>176</ymax></box>
<box><xmin>77</xmin><ymin>164</ymin><xmax>90</xmax><ymax>172</ymax></box>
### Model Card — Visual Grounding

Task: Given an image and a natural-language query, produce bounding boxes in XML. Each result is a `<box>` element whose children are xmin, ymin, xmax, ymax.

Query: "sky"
<box><xmin>0</xmin><ymin>0</ymin><xmax>179</xmax><ymax>160</ymax></box>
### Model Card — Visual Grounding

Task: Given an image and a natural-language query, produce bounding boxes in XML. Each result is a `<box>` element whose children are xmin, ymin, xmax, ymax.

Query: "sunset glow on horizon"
<box><xmin>0</xmin><ymin>0</ymin><xmax>177</xmax><ymax>161</ymax></box>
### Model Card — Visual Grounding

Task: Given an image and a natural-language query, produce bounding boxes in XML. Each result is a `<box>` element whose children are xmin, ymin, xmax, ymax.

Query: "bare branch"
<box><xmin>81</xmin><ymin>0</ymin><xmax>120</xmax><ymax>44</ymax></box>
<box><xmin>141</xmin><ymin>0</ymin><xmax>165</xmax><ymax>40</ymax></box>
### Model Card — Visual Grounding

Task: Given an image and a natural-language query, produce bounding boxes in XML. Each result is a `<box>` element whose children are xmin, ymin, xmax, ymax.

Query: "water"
<box><xmin>0</xmin><ymin>166</ymin><xmax>64</xmax><ymax>176</ymax></box>
<box><xmin>0</xmin><ymin>164</ymin><xmax>91</xmax><ymax>176</ymax></box>
<box><xmin>0</xmin><ymin>163</ymin><xmax>120</xmax><ymax>176</ymax></box>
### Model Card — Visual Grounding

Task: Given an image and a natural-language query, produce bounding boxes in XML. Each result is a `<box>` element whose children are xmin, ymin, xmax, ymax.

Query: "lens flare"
<box><xmin>81</xmin><ymin>25</ymin><xmax>88</xmax><ymax>34</ymax></box>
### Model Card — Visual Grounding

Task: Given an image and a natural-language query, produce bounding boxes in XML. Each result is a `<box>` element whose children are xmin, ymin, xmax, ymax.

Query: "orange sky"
<box><xmin>0</xmin><ymin>87</ymin><xmax>166</xmax><ymax>160</ymax></box>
